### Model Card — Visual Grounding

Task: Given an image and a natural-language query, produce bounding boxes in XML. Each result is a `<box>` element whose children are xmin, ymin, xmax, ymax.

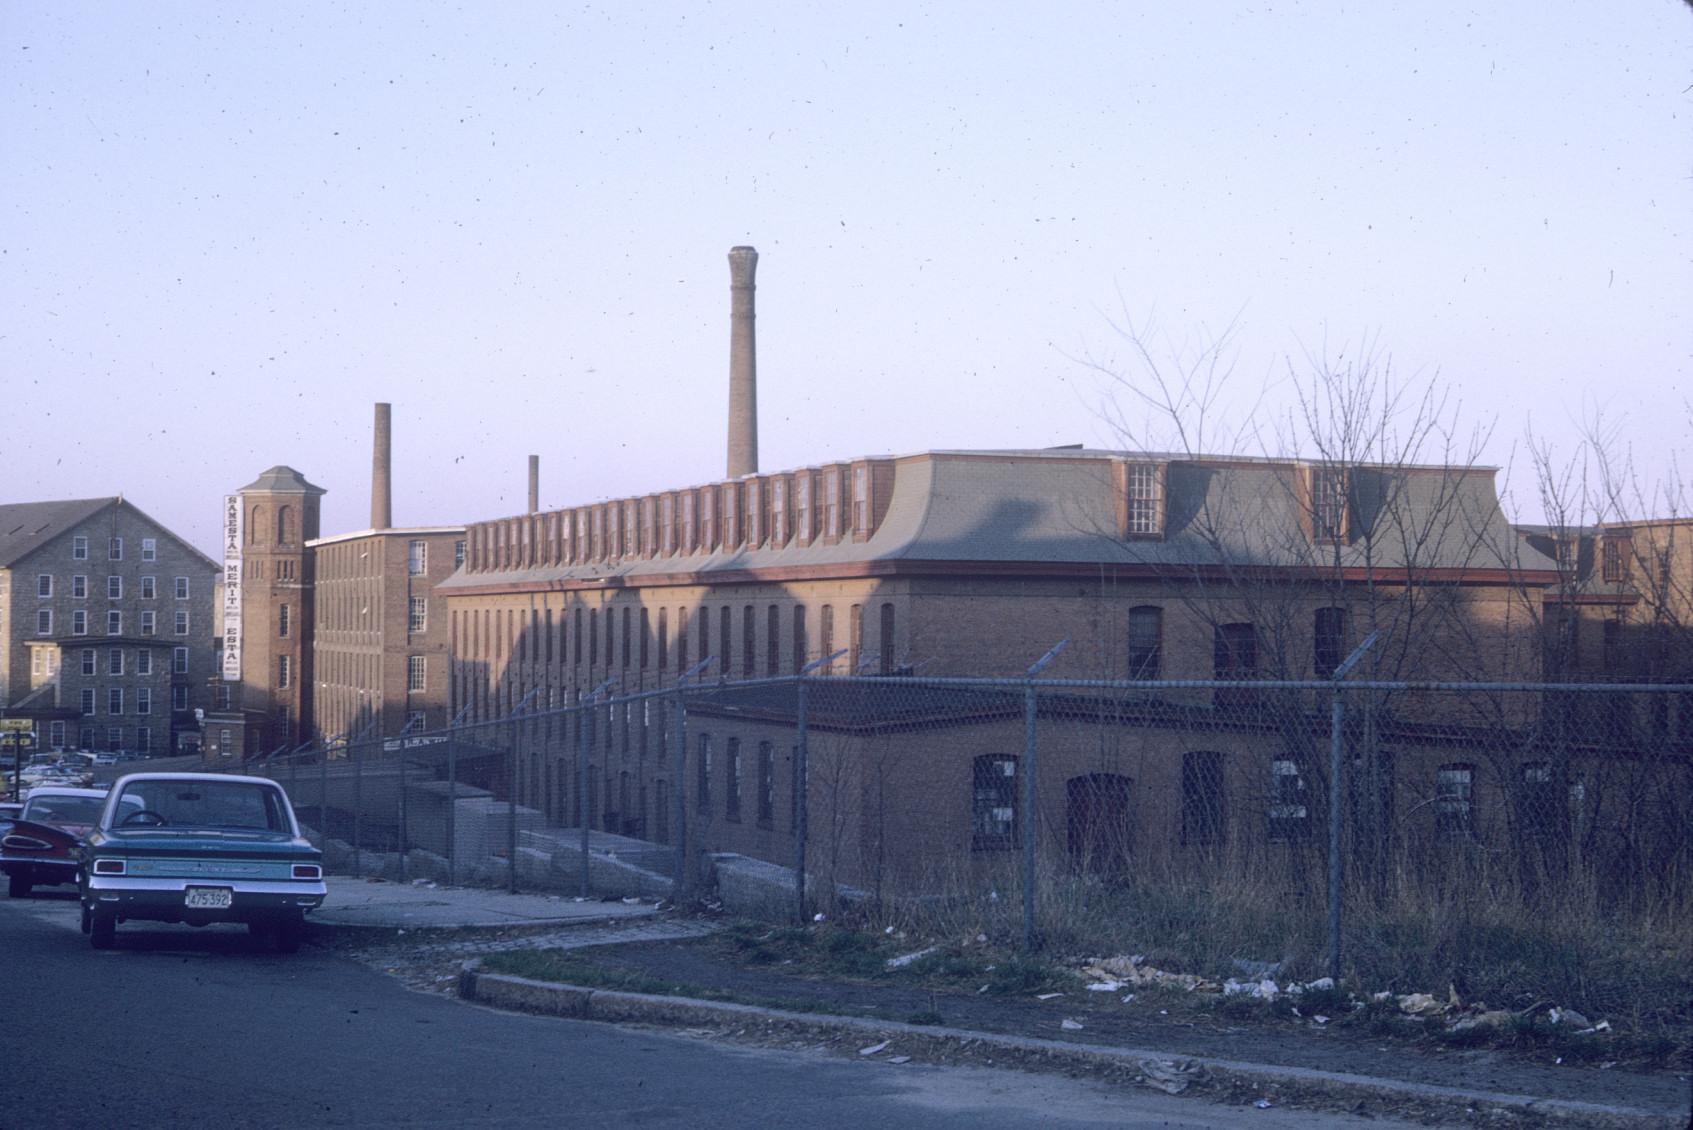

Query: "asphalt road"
<box><xmin>0</xmin><ymin>894</ymin><xmax>1424</xmax><ymax>1130</ymax></box>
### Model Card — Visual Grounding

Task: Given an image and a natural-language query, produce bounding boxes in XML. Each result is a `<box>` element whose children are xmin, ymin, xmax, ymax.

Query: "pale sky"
<box><xmin>4</xmin><ymin>2</ymin><xmax>1689</xmax><ymax>555</ymax></box>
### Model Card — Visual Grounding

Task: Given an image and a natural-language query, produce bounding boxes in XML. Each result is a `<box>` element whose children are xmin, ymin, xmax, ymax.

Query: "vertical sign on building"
<box><xmin>222</xmin><ymin>495</ymin><xmax>243</xmax><ymax>681</ymax></box>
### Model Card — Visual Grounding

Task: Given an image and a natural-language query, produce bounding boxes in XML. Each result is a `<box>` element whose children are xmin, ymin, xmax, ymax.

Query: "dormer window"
<box><xmin>852</xmin><ymin>464</ymin><xmax>871</xmax><ymax>540</ymax></box>
<box><xmin>1602</xmin><ymin>534</ymin><xmax>1632</xmax><ymax>582</ymax></box>
<box><xmin>681</xmin><ymin>491</ymin><xmax>697</xmax><ymax>553</ymax></box>
<box><xmin>823</xmin><ymin>467</ymin><xmax>843</xmax><ymax>542</ymax></box>
<box><xmin>721</xmin><ymin>484</ymin><xmax>739</xmax><ymax>548</ymax></box>
<box><xmin>771</xmin><ymin>477</ymin><xmax>789</xmax><ymax>546</ymax></box>
<box><xmin>701</xmin><ymin>487</ymin><xmax>717</xmax><ymax>552</ymax></box>
<box><xmin>745</xmin><ymin>480</ymin><xmax>763</xmax><ymax>547</ymax></box>
<box><xmin>1310</xmin><ymin>467</ymin><xmax>1349</xmax><ymax>543</ymax></box>
<box><xmin>794</xmin><ymin>472</ymin><xmax>814</xmax><ymax>546</ymax></box>
<box><xmin>1120</xmin><ymin>461</ymin><xmax>1166</xmax><ymax>538</ymax></box>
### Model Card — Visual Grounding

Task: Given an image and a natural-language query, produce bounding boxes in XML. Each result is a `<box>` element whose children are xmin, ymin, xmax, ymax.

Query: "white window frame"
<box><xmin>36</xmin><ymin>609</ymin><xmax>52</xmax><ymax>635</ymax></box>
<box><xmin>140</xmin><ymin>576</ymin><xmax>156</xmax><ymax>599</ymax></box>
<box><xmin>73</xmin><ymin>575</ymin><xmax>88</xmax><ymax>598</ymax></box>
<box><xmin>174</xmin><ymin>610</ymin><xmax>190</xmax><ymax>636</ymax></box>
<box><xmin>37</xmin><ymin>574</ymin><xmax>53</xmax><ymax>598</ymax></box>
<box><xmin>72</xmin><ymin>535</ymin><xmax>88</xmax><ymax>560</ymax></box>
<box><xmin>141</xmin><ymin>537</ymin><xmax>157</xmax><ymax>561</ymax></box>
<box><xmin>1124</xmin><ymin>462</ymin><xmax>1166</xmax><ymax>537</ymax></box>
<box><xmin>408</xmin><ymin>597</ymin><xmax>427</xmax><ymax>633</ymax></box>
<box><xmin>173</xmin><ymin>576</ymin><xmax>189</xmax><ymax>599</ymax></box>
<box><xmin>107</xmin><ymin>575</ymin><xmax>123</xmax><ymax>599</ymax></box>
<box><xmin>172</xmin><ymin>646</ymin><xmax>188</xmax><ymax>675</ymax></box>
<box><xmin>140</xmin><ymin>610</ymin><xmax>156</xmax><ymax>636</ymax></box>
<box><xmin>107</xmin><ymin>610</ymin><xmax>122</xmax><ymax>635</ymax></box>
<box><xmin>137</xmin><ymin>650</ymin><xmax>153</xmax><ymax>676</ymax></box>
<box><xmin>408</xmin><ymin>540</ymin><xmax>427</xmax><ymax>576</ymax></box>
<box><xmin>108</xmin><ymin>687</ymin><xmax>124</xmax><ymax>715</ymax></box>
<box><xmin>136</xmin><ymin>687</ymin><xmax>152</xmax><ymax>716</ymax></box>
<box><xmin>72</xmin><ymin>609</ymin><xmax>88</xmax><ymax>636</ymax></box>
<box><xmin>407</xmin><ymin>654</ymin><xmax>427</xmax><ymax>692</ymax></box>
<box><xmin>109</xmin><ymin>537</ymin><xmax>123</xmax><ymax>561</ymax></box>
<box><xmin>80</xmin><ymin>688</ymin><xmax>96</xmax><ymax>716</ymax></box>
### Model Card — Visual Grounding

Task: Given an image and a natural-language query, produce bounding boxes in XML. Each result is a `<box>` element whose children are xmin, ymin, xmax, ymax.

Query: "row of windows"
<box><xmin>35</xmin><ymin>574</ymin><xmax>193</xmax><ymax>599</ymax></box>
<box><xmin>44</xmin><ymin>722</ymin><xmax>154</xmax><ymax>754</ymax></box>
<box><xmin>34</xmin><ymin>609</ymin><xmax>191</xmax><ymax>636</ymax></box>
<box><xmin>692</xmin><ymin>734</ymin><xmax>783</xmax><ymax>827</ymax></box>
<box><xmin>465</xmin><ymin>462</ymin><xmax>886</xmax><ymax>573</ymax></box>
<box><xmin>455</xmin><ymin>601</ymin><xmax>897</xmax><ymax>678</ymax></box>
<box><xmin>451</xmin><ymin>602</ymin><xmax>900</xmax><ymax>722</ymax></box>
<box><xmin>78</xmin><ymin>686</ymin><xmax>188</xmax><ymax>715</ymax></box>
<box><xmin>69</xmin><ymin>536</ymin><xmax>159</xmax><ymax>562</ymax></box>
<box><xmin>290</xmin><ymin>654</ymin><xmax>426</xmax><ymax>693</ymax></box>
<box><xmin>60</xmin><ymin>646</ymin><xmax>179</xmax><ymax>677</ymax></box>
<box><xmin>970</xmin><ymin>753</ymin><xmax>1594</xmax><ymax>852</ymax></box>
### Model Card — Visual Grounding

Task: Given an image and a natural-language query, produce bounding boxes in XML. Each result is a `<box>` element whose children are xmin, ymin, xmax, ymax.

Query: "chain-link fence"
<box><xmin>220</xmin><ymin>672</ymin><xmax>1693</xmax><ymax>972</ymax></box>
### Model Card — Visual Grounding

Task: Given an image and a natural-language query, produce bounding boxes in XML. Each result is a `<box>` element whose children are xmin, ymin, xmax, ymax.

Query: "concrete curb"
<box><xmin>459</xmin><ymin>965</ymin><xmax>1684</xmax><ymax>1130</ymax></box>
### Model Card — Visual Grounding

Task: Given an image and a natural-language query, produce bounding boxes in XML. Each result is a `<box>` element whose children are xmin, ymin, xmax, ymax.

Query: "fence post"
<box><xmin>1021</xmin><ymin>681</ymin><xmax>1038</xmax><ymax>951</ymax></box>
<box><xmin>351</xmin><ymin>738</ymin><xmax>363</xmax><ymax>877</ymax></box>
<box><xmin>578</xmin><ymin>701</ymin><xmax>591</xmax><ymax>897</ymax></box>
<box><xmin>1327</xmin><ymin>630</ymin><xmax>1378</xmax><ymax>984</ymax></box>
<box><xmin>1022</xmin><ymin>640</ymin><xmax>1069</xmax><ymax>952</ymax></box>
<box><xmin>446</xmin><ymin>730</ymin><xmax>458</xmax><ymax>888</ymax></box>
<box><xmin>577</xmin><ymin>678</ymin><xmax>617</xmax><ymax>898</ymax></box>
<box><xmin>507</xmin><ymin>715</ymin><xmax>519</xmax><ymax>894</ymax></box>
<box><xmin>1328</xmin><ymin>687</ymin><xmax>1345</xmax><ymax>983</ymax></box>
<box><xmin>672</xmin><ymin>687</ymin><xmax>688</xmax><ymax>899</ymax></box>
<box><xmin>795</xmin><ymin>677</ymin><xmax>809</xmax><ymax>924</ymax></box>
<box><xmin>397</xmin><ymin>739</ymin><xmax>408</xmax><ymax>884</ymax></box>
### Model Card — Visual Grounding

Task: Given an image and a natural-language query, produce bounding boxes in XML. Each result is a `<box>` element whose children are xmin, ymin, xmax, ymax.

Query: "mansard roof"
<box><xmin>442</xmin><ymin>448</ymin><xmax>1558</xmax><ymax>593</ymax></box>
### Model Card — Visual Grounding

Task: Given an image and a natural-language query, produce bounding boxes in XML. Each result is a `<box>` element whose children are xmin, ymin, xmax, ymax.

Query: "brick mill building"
<box><xmin>428</xmin><ymin>245</ymin><xmax>1683</xmax><ymax>893</ymax></box>
<box><xmin>0</xmin><ymin>497</ymin><xmax>219</xmax><ymax>756</ymax></box>
<box><xmin>209</xmin><ymin>406</ymin><xmax>465</xmax><ymax>758</ymax></box>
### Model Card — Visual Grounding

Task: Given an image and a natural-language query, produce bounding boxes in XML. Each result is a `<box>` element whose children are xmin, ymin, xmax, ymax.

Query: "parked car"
<box><xmin>2</xmin><ymin>786</ymin><xmax>112</xmax><ymax>897</ymax></box>
<box><xmin>0</xmin><ymin>801</ymin><xmax>21</xmax><ymax>838</ymax></box>
<box><xmin>78</xmin><ymin>773</ymin><xmax>326</xmax><ymax>952</ymax></box>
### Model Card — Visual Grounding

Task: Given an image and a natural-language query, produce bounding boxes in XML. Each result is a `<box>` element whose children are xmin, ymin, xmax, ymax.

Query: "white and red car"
<box><xmin>2</xmin><ymin>786</ymin><xmax>112</xmax><ymax>898</ymax></box>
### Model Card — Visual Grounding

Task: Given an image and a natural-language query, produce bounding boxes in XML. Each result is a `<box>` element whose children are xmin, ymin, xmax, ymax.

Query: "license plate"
<box><xmin>184</xmin><ymin>887</ymin><xmax>233</xmax><ymax>910</ymax></box>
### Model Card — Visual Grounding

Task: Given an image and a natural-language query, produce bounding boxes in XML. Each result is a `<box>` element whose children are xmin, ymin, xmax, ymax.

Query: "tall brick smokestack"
<box><xmin>527</xmin><ymin>455</ymin><xmax>539</xmax><ymax>515</ymax></box>
<box><xmin>371</xmin><ymin>402</ymin><xmax>393</xmax><ymax>529</ymax></box>
<box><xmin>727</xmin><ymin>245</ymin><xmax>759</xmax><ymax>479</ymax></box>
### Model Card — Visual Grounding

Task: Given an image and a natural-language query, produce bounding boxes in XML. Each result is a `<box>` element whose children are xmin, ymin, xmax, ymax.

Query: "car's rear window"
<box><xmin>22</xmin><ymin>796</ymin><xmax>105</xmax><ymax>826</ymax></box>
<box><xmin>113</xmin><ymin>781</ymin><xmax>290</xmax><ymax>833</ymax></box>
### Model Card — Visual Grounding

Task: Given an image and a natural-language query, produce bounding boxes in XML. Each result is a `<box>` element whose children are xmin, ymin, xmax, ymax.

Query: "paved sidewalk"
<box><xmin>312</xmin><ymin>876</ymin><xmax>661</xmax><ymax>930</ymax></box>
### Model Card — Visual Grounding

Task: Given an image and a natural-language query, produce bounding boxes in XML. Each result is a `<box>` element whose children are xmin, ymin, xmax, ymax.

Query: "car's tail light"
<box><xmin>92</xmin><ymin>858</ymin><xmax>126</xmax><ymax>875</ymax></box>
<box><xmin>2</xmin><ymin>834</ymin><xmax>50</xmax><ymax>851</ymax></box>
<box><xmin>292</xmin><ymin>864</ymin><xmax>322</xmax><ymax>880</ymax></box>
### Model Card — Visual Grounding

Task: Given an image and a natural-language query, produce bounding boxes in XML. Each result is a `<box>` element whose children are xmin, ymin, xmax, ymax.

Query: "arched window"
<box><xmin>248</xmin><ymin>505</ymin><xmax>266</xmax><ymax>546</ymax></box>
<box><xmin>277</xmin><ymin>505</ymin><xmax>296</xmax><ymax>546</ymax></box>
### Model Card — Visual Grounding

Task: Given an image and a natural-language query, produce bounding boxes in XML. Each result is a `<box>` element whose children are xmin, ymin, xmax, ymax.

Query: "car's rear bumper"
<box><xmin>2</xmin><ymin>857</ymin><xmax>77</xmax><ymax>885</ymax></box>
<box><xmin>85</xmin><ymin>875</ymin><xmax>327</xmax><ymax>923</ymax></box>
